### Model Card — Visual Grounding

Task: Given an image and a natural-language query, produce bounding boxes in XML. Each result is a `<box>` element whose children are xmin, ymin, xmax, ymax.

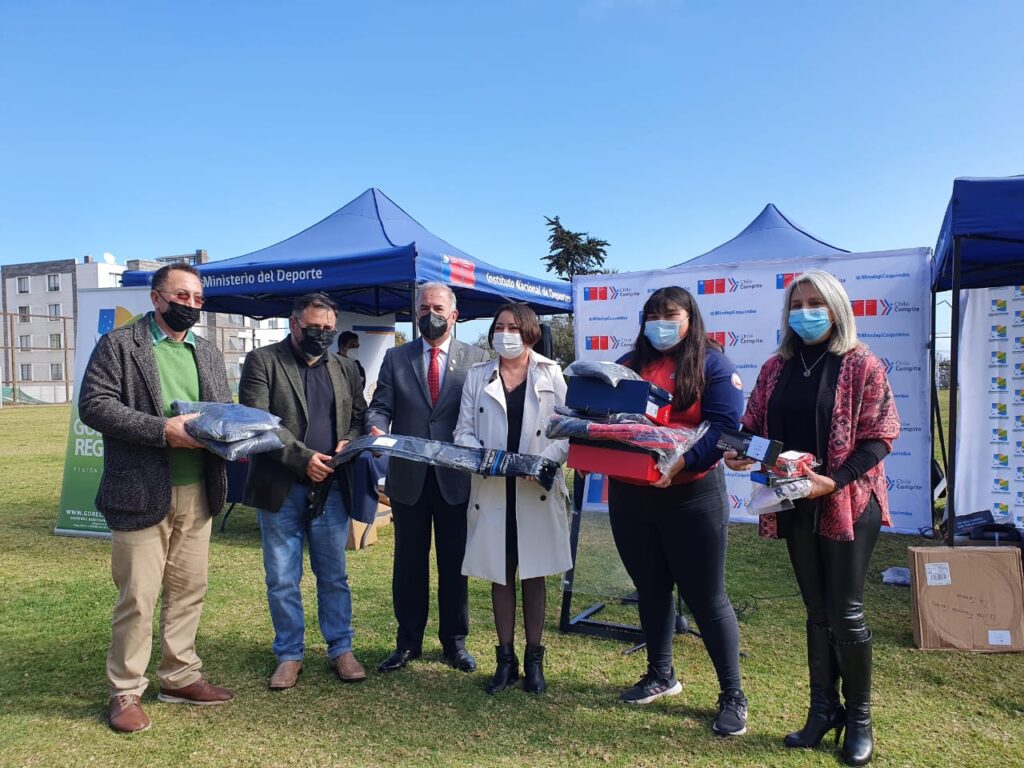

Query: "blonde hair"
<box><xmin>776</xmin><ymin>269</ymin><xmax>860</xmax><ymax>359</ymax></box>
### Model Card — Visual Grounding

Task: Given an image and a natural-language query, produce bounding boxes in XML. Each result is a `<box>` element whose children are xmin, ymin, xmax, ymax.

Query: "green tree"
<box><xmin>546</xmin><ymin>315</ymin><xmax>576</xmax><ymax>365</ymax></box>
<box><xmin>542</xmin><ymin>216</ymin><xmax>610</xmax><ymax>281</ymax></box>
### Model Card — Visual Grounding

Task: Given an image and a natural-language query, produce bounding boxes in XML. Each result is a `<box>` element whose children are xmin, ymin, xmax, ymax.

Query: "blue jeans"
<box><xmin>258</xmin><ymin>483</ymin><xmax>353</xmax><ymax>662</ymax></box>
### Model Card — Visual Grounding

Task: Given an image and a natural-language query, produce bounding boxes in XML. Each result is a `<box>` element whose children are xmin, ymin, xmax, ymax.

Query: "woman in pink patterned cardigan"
<box><xmin>725</xmin><ymin>269</ymin><xmax>899</xmax><ymax>767</ymax></box>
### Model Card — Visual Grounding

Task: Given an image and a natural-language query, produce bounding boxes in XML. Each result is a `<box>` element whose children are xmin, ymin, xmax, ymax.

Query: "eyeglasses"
<box><xmin>160</xmin><ymin>290</ymin><xmax>205</xmax><ymax>307</ymax></box>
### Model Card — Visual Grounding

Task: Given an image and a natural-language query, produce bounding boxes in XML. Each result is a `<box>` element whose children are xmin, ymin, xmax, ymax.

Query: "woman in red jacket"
<box><xmin>608</xmin><ymin>286</ymin><xmax>748</xmax><ymax>737</ymax></box>
<box><xmin>726</xmin><ymin>269</ymin><xmax>899</xmax><ymax>766</ymax></box>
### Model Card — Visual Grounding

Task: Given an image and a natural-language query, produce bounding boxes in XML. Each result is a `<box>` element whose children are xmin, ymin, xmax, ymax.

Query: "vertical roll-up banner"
<box><xmin>955</xmin><ymin>285</ymin><xmax>1024</xmax><ymax>527</ymax></box>
<box><xmin>55</xmin><ymin>287</ymin><xmax>152</xmax><ymax>538</ymax></box>
<box><xmin>573</xmin><ymin>249</ymin><xmax>934</xmax><ymax>534</ymax></box>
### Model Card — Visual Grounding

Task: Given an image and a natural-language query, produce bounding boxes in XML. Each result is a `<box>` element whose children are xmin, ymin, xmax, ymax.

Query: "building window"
<box><xmin>48</xmin><ymin>303</ymin><xmax>61</xmax><ymax>319</ymax></box>
<box><xmin>19</xmin><ymin>335</ymin><xmax>31</xmax><ymax>351</ymax></box>
<box><xmin>50</xmin><ymin>363</ymin><xmax>63</xmax><ymax>381</ymax></box>
<box><xmin>20</xmin><ymin>364</ymin><xmax>32</xmax><ymax>381</ymax></box>
<box><xmin>228</xmin><ymin>314</ymin><xmax>243</xmax><ymax>326</ymax></box>
<box><xmin>47</xmin><ymin>273</ymin><xmax>61</xmax><ymax>292</ymax></box>
<box><xmin>18</xmin><ymin>306</ymin><xmax>30</xmax><ymax>323</ymax></box>
<box><xmin>17</xmin><ymin>276</ymin><xmax>29</xmax><ymax>293</ymax></box>
<box><xmin>50</xmin><ymin>333</ymin><xmax>62</xmax><ymax>349</ymax></box>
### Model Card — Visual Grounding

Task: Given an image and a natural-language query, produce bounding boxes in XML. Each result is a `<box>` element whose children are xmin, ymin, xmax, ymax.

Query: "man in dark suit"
<box><xmin>366</xmin><ymin>282</ymin><xmax>488</xmax><ymax>673</ymax></box>
<box><xmin>336</xmin><ymin>330</ymin><xmax>366</xmax><ymax>392</ymax></box>
<box><xmin>79</xmin><ymin>263</ymin><xmax>234</xmax><ymax>733</ymax></box>
<box><xmin>239</xmin><ymin>293</ymin><xmax>368</xmax><ymax>690</ymax></box>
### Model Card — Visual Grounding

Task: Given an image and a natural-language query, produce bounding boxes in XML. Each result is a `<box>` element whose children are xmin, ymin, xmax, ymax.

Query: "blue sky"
<box><xmin>2</xmin><ymin>1</ymin><xmax>1021</xmax><ymax>347</ymax></box>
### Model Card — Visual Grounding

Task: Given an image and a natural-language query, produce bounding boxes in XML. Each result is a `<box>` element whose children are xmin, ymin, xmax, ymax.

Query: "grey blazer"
<box><xmin>78</xmin><ymin>313</ymin><xmax>232</xmax><ymax>532</ymax></box>
<box><xmin>238</xmin><ymin>339</ymin><xmax>367</xmax><ymax>513</ymax></box>
<box><xmin>366</xmin><ymin>338</ymin><xmax>488</xmax><ymax>506</ymax></box>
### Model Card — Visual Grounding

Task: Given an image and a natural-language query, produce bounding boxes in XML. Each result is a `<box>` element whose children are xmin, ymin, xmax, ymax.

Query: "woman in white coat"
<box><xmin>454</xmin><ymin>302</ymin><xmax>571</xmax><ymax>695</ymax></box>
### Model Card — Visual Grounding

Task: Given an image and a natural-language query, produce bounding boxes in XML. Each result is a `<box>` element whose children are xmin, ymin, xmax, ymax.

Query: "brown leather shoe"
<box><xmin>157</xmin><ymin>678</ymin><xmax>234</xmax><ymax>706</ymax></box>
<box><xmin>269</xmin><ymin>660</ymin><xmax>303</xmax><ymax>690</ymax></box>
<box><xmin>109</xmin><ymin>694</ymin><xmax>151</xmax><ymax>733</ymax></box>
<box><xmin>332</xmin><ymin>651</ymin><xmax>367</xmax><ymax>683</ymax></box>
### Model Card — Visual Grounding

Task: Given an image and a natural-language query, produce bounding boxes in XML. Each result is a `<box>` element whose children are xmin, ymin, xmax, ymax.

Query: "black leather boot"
<box><xmin>522</xmin><ymin>644</ymin><xmax>546</xmax><ymax>694</ymax></box>
<box><xmin>485</xmin><ymin>643</ymin><xmax>519</xmax><ymax>695</ymax></box>
<box><xmin>784</xmin><ymin>621</ymin><xmax>845</xmax><ymax>748</ymax></box>
<box><xmin>835</xmin><ymin>634</ymin><xmax>873</xmax><ymax>766</ymax></box>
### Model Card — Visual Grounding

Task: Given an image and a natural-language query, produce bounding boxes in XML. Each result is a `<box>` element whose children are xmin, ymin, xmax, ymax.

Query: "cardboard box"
<box><xmin>347</xmin><ymin>505</ymin><xmax>392</xmax><ymax>551</ymax></box>
<box><xmin>567</xmin><ymin>439</ymin><xmax>661</xmax><ymax>483</ymax></box>
<box><xmin>565</xmin><ymin>376</ymin><xmax>673</xmax><ymax>425</ymax></box>
<box><xmin>908</xmin><ymin>546</ymin><xmax>1024</xmax><ymax>652</ymax></box>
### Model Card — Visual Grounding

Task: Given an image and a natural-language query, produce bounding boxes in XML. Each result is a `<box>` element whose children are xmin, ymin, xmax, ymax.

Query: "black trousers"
<box><xmin>390</xmin><ymin>468</ymin><xmax>469</xmax><ymax>654</ymax></box>
<box><xmin>608</xmin><ymin>468</ymin><xmax>742</xmax><ymax>691</ymax></box>
<box><xmin>785</xmin><ymin>495</ymin><xmax>882</xmax><ymax>644</ymax></box>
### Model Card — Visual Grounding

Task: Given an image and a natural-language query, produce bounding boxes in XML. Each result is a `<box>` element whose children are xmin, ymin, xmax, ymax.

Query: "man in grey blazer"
<box><xmin>79</xmin><ymin>263</ymin><xmax>234</xmax><ymax>734</ymax></box>
<box><xmin>239</xmin><ymin>293</ymin><xmax>368</xmax><ymax>689</ymax></box>
<box><xmin>367</xmin><ymin>282</ymin><xmax>488</xmax><ymax>673</ymax></box>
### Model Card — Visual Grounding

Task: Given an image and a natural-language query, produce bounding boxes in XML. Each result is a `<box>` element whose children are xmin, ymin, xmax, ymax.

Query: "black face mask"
<box><xmin>418</xmin><ymin>311</ymin><xmax>449</xmax><ymax>341</ymax></box>
<box><xmin>298</xmin><ymin>325</ymin><xmax>337</xmax><ymax>358</ymax></box>
<box><xmin>160</xmin><ymin>301</ymin><xmax>201</xmax><ymax>333</ymax></box>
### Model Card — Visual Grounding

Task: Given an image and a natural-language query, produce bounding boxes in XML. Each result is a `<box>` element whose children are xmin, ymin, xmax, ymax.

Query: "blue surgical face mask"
<box><xmin>644</xmin><ymin>320</ymin><xmax>683</xmax><ymax>351</ymax></box>
<box><xmin>789</xmin><ymin>307</ymin><xmax>832</xmax><ymax>342</ymax></box>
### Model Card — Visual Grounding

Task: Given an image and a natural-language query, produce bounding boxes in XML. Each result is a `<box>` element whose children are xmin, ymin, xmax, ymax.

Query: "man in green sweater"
<box><xmin>80</xmin><ymin>263</ymin><xmax>234</xmax><ymax>733</ymax></box>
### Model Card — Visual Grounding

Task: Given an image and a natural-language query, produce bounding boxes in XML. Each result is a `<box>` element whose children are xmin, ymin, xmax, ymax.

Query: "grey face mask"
<box><xmin>418</xmin><ymin>312</ymin><xmax>448</xmax><ymax>340</ymax></box>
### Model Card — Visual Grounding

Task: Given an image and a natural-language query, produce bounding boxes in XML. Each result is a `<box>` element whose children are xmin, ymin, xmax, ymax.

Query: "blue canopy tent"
<box><xmin>672</xmin><ymin>203</ymin><xmax>848</xmax><ymax>266</ymax></box>
<box><xmin>932</xmin><ymin>176</ymin><xmax>1024</xmax><ymax>545</ymax></box>
<box><xmin>123</xmin><ymin>188</ymin><xmax>573</xmax><ymax>320</ymax></box>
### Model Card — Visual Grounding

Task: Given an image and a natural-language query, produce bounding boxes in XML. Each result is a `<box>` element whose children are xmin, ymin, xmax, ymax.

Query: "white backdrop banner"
<box><xmin>573</xmin><ymin>248</ymin><xmax>934</xmax><ymax>534</ymax></box>
<box><xmin>954</xmin><ymin>285</ymin><xmax>1024</xmax><ymax>527</ymax></box>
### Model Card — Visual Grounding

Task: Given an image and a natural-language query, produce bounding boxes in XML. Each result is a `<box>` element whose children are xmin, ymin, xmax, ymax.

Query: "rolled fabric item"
<box><xmin>327</xmin><ymin>434</ymin><xmax>561</xmax><ymax>491</ymax></box>
<box><xmin>171</xmin><ymin>400</ymin><xmax>282</xmax><ymax>441</ymax></box>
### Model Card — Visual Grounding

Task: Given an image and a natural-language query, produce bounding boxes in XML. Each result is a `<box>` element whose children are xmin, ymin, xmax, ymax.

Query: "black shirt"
<box><xmin>776</xmin><ymin>340</ymin><xmax>890</xmax><ymax>492</ymax></box>
<box><xmin>504</xmin><ymin>376</ymin><xmax>528</xmax><ymax>556</ymax></box>
<box><xmin>290</xmin><ymin>342</ymin><xmax>337</xmax><ymax>457</ymax></box>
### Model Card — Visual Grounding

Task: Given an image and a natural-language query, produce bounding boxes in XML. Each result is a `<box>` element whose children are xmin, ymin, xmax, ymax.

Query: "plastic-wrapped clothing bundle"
<box><xmin>197</xmin><ymin>431</ymin><xmax>285</xmax><ymax>462</ymax></box>
<box><xmin>328</xmin><ymin>434</ymin><xmax>560</xmax><ymax>491</ymax></box>
<box><xmin>747</xmin><ymin>478</ymin><xmax>813</xmax><ymax>514</ymax></box>
<box><xmin>171</xmin><ymin>400</ymin><xmax>282</xmax><ymax>440</ymax></box>
<box><xmin>171</xmin><ymin>400</ymin><xmax>284</xmax><ymax>460</ymax></box>
<box><xmin>546</xmin><ymin>407</ymin><xmax>709</xmax><ymax>475</ymax></box>
<box><xmin>562</xmin><ymin>360</ymin><xmax>642</xmax><ymax>387</ymax></box>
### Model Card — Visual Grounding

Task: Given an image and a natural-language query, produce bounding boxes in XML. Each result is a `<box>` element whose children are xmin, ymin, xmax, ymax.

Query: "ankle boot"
<box><xmin>835</xmin><ymin>634</ymin><xmax>873</xmax><ymax>766</ymax></box>
<box><xmin>522</xmin><ymin>644</ymin><xmax>546</xmax><ymax>694</ymax></box>
<box><xmin>784</xmin><ymin>621</ymin><xmax>845</xmax><ymax>748</ymax></box>
<box><xmin>485</xmin><ymin>643</ymin><xmax>519</xmax><ymax>695</ymax></box>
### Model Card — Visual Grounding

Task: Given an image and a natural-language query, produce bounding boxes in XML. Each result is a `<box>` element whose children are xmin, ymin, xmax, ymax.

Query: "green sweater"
<box><xmin>153</xmin><ymin>333</ymin><xmax>204</xmax><ymax>486</ymax></box>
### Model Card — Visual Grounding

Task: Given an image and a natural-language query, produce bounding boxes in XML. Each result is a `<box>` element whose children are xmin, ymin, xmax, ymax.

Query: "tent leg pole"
<box><xmin>931</xmin><ymin>291</ymin><xmax>947</xmax><ymax>475</ymax></box>
<box><xmin>410</xmin><ymin>283</ymin><xmax>419</xmax><ymax>340</ymax></box>
<box><xmin>946</xmin><ymin>237</ymin><xmax>962</xmax><ymax>547</ymax></box>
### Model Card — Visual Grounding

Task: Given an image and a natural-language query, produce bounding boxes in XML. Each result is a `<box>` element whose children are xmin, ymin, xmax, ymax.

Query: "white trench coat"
<box><xmin>454</xmin><ymin>352</ymin><xmax>572</xmax><ymax>585</ymax></box>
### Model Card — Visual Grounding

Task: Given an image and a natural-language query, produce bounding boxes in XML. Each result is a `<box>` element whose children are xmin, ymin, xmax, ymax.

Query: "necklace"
<box><xmin>799</xmin><ymin>349</ymin><xmax>829</xmax><ymax>378</ymax></box>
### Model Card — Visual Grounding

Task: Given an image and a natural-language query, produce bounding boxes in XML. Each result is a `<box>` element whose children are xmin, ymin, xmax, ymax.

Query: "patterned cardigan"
<box><xmin>740</xmin><ymin>345</ymin><xmax>901</xmax><ymax>541</ymax></box>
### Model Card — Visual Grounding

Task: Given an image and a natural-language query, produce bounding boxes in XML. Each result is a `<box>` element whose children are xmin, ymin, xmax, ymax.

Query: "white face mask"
<box><xmin>492</xmin><ymin>331</ymin><xmax>525</xmax><ymax>359</ymax></box>
<box><xmin>347</xmin><ymin>348</ymin><xmax>359</xmax><ymax>361</ymax></box>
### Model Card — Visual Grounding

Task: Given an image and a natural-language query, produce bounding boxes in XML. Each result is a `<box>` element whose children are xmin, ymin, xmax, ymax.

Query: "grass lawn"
<box><xmin>0</xmin><ymin>403</ymin><xmax>1020</xmax><ymax>768</ymax></box>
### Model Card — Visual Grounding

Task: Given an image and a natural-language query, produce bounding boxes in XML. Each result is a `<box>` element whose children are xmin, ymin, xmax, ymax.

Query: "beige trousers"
<box><xmin>107</xmin><ymin>483</ymin><xmax>212</xmax><ymax>697</ymax></box>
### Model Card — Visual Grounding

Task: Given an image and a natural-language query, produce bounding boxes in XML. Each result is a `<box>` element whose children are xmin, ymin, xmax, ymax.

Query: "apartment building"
<box><xmin>2</xmin><ymin>256</ymin><xmax>125</xmax><ymax>403</ymax></box>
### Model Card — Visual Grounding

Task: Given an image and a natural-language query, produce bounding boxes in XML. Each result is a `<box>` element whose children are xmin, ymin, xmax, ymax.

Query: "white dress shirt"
<box><xmin>422</xmin><ymin>336</ymin><xmax>453</xmax><ymax>390</ymax></box>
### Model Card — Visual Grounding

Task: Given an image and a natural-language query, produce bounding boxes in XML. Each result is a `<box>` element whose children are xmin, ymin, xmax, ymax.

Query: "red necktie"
<box><xmin>428</xmin><ymin>347</ymin><xmax>441</xmax><ymax>406</ymax></box>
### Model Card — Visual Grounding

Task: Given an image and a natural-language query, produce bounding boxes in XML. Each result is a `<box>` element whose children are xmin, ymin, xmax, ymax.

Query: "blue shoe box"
<box><xmin>565</xmin><ymin>377</ymin><xmax>673</xmax><ymax>425</ymax></box>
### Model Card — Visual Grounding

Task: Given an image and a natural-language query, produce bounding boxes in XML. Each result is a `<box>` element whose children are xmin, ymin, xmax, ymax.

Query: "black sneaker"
<box><xmin>619</xmin><ymin>667</ymin><xmax>682</xmax><ymax>705</ymax></box>
<box><xmin>712</xmin><ymin>689</ymin><xmax>748</xmax><ymax>736</ymax></box>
